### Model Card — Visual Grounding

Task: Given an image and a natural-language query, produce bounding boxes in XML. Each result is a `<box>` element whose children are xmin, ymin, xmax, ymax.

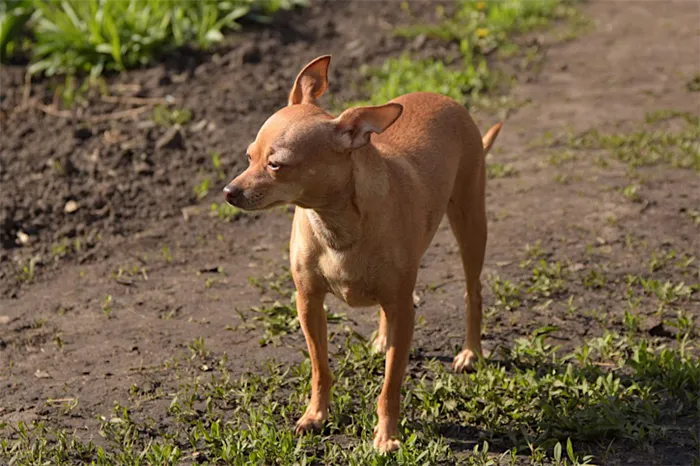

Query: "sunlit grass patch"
<box><xmin>0</xmin><ymin>0</ymin><xmax>307</xmax><ymax>76</ymax></box>
<box><xmin>2</xmin><ymin>326</ymin><xmax>697</xmax><ymax>465</ymax></box>
<box><xmin>353</xmin><ymin>0</ymin><xmax>577</xmax><ymax>107</ymax></box>
<box><xmin>541</xmin><ymin>111</ymin><xmax>700</xmax><ymax>172</ymax></box>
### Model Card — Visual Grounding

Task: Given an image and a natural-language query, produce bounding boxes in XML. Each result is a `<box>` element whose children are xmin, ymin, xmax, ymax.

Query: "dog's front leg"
<box><xmin>294</xmin><ymin>290</ymin><xmax>332</xmax><ymax>434</ymax></box>
<box><xmin>374</xmin><ymin>291</ymin><xmax>415</xmax><ymax>453</ymax></box>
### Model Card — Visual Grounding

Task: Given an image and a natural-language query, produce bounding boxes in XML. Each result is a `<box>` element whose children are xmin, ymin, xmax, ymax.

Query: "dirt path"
<box><xmin>1</xmin><ymin>1</ymin><xmax>699</xmax><ymax>463</ymax></box>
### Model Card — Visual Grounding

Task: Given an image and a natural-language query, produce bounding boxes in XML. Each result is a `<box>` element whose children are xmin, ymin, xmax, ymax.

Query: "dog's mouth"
<box><xmin>223</xmin><ymin>187</ymin><xmax>285</xmax><ymax>212</ymax></box>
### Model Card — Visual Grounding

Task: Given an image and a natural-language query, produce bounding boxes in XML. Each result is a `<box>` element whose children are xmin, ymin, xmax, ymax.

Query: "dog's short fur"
<box><xmin>224</xmin><ymin>55</ymin><xmax>502</xmax><ymax>452</ymax></box>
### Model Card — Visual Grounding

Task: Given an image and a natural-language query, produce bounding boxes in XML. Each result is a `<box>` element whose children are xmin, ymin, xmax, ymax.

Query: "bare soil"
<box><xmin>1</xmin><ymin>1</ymin><xmax>698</xmax><ymax>464</ymax></box>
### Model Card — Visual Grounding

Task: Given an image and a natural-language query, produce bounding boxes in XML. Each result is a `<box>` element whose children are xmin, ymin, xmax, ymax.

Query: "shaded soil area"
<box><xmin>1</xmin><ymin>0</ymin><xmax>699</xmax><ymax>464</ymax></box>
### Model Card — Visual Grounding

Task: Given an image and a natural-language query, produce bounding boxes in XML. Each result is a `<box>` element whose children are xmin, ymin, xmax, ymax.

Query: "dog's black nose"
<box><xmin>223</xmin><ymin>184</ymin><xmax>242</xmax><ymax>205</ymax></box>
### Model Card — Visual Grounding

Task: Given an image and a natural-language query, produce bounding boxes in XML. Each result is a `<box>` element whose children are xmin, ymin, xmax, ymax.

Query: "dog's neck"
<box><xmin>304</xmin><ymin>144</ymin><xmax>388</xmax><ymax>251</ymax></box>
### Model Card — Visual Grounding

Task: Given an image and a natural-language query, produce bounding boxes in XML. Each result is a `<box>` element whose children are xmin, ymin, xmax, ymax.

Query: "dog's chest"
<box><xmin>318</xmin><ymin>248</ymin><xmax>380</xmax><ymax>307</ymax></box>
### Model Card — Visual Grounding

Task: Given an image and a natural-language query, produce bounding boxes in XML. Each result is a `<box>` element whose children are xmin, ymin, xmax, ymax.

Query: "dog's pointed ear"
<box><xmin>332</xmin><ymin>103</ymin><xmax>403</xmax><ymax>150</ymax></box>
<box><xmin>288</xmin><ymin>55</ymin><xmax>331</xmax><ymax>106</ymax></box>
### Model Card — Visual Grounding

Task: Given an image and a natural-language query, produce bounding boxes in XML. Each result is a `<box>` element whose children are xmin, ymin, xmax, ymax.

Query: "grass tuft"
<box><xmin>1</xmin><ymin>0</ymin><xmax>307</xmax><ymax>76</ymax></box>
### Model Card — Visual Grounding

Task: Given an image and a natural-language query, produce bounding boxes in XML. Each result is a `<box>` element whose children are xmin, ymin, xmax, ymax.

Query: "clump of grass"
<box><xmin>210</xmin><ymin>201</ymin><xmax>242</xmax><ymax>221</ymax></box>
<box><xmin>1</xmin><ymin>0</ymin><xmax>307</xmax><ymax>76</ymax></box>
<box><xmin>0</xmin><ymin>0</ymin><xmax>33</xmax><ymax>60</ymax></box>
<box><xmin>355</xmin><ymin>0</ymin><xmax>574</xmax><ymax>106</ymax></box>
<box><xmin>252</xmin><ymin>293</ymin><xmax>344</xmax><ymax>346</ymax></box>
<box><xmin>3</xmin><ymin>329</ymin><xmax>697</xmax><ymax>464</ymax></box>
<box><xmin>549</xmin><ymin>111</ymin><xmax>700</xmax><ymax>171</ymax></box>
<box><xmin>357</xmin><ymin>53</ymin><xmax>490</xmax><ymax>105</ymax></box>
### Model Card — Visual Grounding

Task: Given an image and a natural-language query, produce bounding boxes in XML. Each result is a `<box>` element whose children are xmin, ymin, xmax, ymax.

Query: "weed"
<box><xmin>210</xmin><ymin>202</ymin><xmax>242</xmax><ymax>221</ymax></box>
<box><xmin>153</xmin><ymin>104</ymin><xmax>192</xmax><ymax>127</ymax></box>
<box><xmin>489</xmin><ymin>274</ymin><xmax>521</xmax><ymax>310</ymax></box>
<box><xmin>548</xmin><ymin>150</ymin><xmax>577</xmax><ymax>166</ymax></box>
<box><xmin>194</xmin><ymin>177</ymin><xmax>211</xmax><ymax>200</ymax></box>
<box><xmin>583</xmin><ymin>268</ymin><xmax>606</xmax><ymax>289</ymax></box>
<box><xmin>487</xmin><ymin>161</ymin><xmax>518</xmax><ymax>179</ymax></box>
<box><xmin>211</xmin><ymin>151</ymin><xmax>226</xmax><ymax>180</ymax></box>
<box><xmin>527</xmin><ymin>259</ymin><xmax>566</xmax><ymax>297</ymax></box>
<box><xmin>17</xmin><ymin>257</ymin><xmax>37</xmax><ymax>282</ymax></box>
<box><xmin>665</xmin><ymin>309</ymin><xmax>697</xmax><ymax>341</ymax></box>
<box><xmin>102</xmin><ymin>295</ymin><xmax>113</xmax><ymax>318</ymax></box>
<box><xmin>620</xmin><ymin>184</ymin><xmax>641</xmax><ymax>202</ymax></box>
<box><xmin>162</xmin><ymin>244</ymin><xmax>173</xmax><ymax>263</ymax></box>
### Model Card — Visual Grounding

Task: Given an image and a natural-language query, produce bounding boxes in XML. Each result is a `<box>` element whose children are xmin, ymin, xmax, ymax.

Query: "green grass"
<box><xmin>0</xmin><ymin>0</ymin><xmax>33</xmax><ymax>60</ymax></box>
<box><xmin>2</xmin><ymin>328</ymin><xmax>697</xmax><ymax>465</ymax></box>
<box><xmin>543</xmin><ymin>111</ymin><xmax>700</xmax><ymax>172</ymax></box>
<box><xmin>352</xmin><ymin>0</ymin><xmax>577</xmax><ymax>107</ymax></box>
<box><xmin>0</xmin><ymin>0</ymin><xmax>306</xmax><ymax>76</ymax></box>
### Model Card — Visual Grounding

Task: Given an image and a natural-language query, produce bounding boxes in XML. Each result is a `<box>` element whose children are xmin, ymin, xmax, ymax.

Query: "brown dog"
<box><xmin>224</xmin><ymin>55</ymin><xmax>502</xmax><ymax>452</ymax></box>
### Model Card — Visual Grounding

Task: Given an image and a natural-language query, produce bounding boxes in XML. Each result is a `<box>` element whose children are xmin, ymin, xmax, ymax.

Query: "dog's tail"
<box><xmin>482</xmin><ymin>122</ymin><xmax>503</xmax><ymax>155</ymax></box>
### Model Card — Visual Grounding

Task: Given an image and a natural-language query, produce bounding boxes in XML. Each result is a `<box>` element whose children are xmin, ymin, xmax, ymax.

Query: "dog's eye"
<box><xmin>267</xmin><ymin>161</ymin><xmax>281</xmax><ymax>171</ymax></box>
<box><xmin>246</xmin><ymin>153</ymin><xmax>251</xmax><ymax>162</ymax></box>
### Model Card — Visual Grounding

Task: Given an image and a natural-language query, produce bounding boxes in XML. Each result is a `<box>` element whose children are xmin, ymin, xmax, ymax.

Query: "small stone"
<box><xmin>64</xmin><ymin>200</ymin><xmax>79</xmax><ymax>214</ymax></box>
<box><xmin>133</xmin><ymin>162</ymin><xmax>153</xmax><ymax>175</ymax></box>
<box><xmin>16</xmin><ymin>231</ymin><xmax>30</xmax><ymax>245</ymax></box>
<box><xmin>0</xmin><ymin>316</ymin><xmax>10</xmax><ymax>325</ymax></box>
<box><xmin>34</xmin><ymin>369</ymin><xmax>51</xmax><ymax>379</ymax></box>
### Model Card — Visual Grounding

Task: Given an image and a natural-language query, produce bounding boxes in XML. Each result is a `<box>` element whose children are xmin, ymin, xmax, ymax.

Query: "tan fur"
<box><xmin>224</xmin><ymin>55</ymin><xmax>502</xmax><ymax>452</ymax></box>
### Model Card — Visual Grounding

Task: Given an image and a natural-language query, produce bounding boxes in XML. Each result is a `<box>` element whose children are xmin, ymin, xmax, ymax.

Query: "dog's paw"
<box><xmin>372</xmin><ymin>333</ymin><xmax>388</xmax><ymax>354</ymax></box>
<box><xmin>452</xmin><ymin>348</ymin><xmax>480</xmax><ymax>372</ymax></box>
<box><xmin>294</xmin><ymin>410</ymin><xmax>327</xmax><ymax>435</ymax></box>
<box><xmin>373</xmin><ymin>424</ymin><xmax>400</xmax><ymax>453</ymax></box>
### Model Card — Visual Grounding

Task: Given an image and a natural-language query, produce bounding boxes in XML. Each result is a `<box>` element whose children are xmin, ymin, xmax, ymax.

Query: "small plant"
<box><xmin>187</xmin><ymin>337</ymin><xmax>209</xmax><ymax>360</ymax></box>
<box><xmin>211</xmin><ymin>151</ymin><xmax>226</xmax><ymax>180</ymax></box>
<box><xmin>621</xmin><ymin>184</ymin><xmax>641</xmax><ymax>202</ymax></box>
<box><xmin>665</xmin><ymin>309</ymin><xmax>697</xmax><ymax>341</ymax></box>
<box><xmin>688</xmin><ymin>209</ymin><xmax>700</xmax><ymax>226</ymax></box>
<box><xmin>487</xmin><ymin>161</ymin><xmax>518</xmax><ymax>179</ymax></box>
<box><xmin>649</xmin><ymin>249</ymin><xmax>676</xmax><ymax>273</ymax></box>
<box><xmin>153</xmin><ymin>105</ymin><xmax>192</xmax><ymax>127</ymax></box>
<box><xmin>489</xmin><ymin>274</ymin><xmax>521</xmax><ymax>310</ymax></box>
<box><xmin>210</xmin><ymin>202</ymin><xmax>242</xmax><ymax>221</ymax></box>
<box><xmin>162</xmin><ymin>245</ymin><xmax>173</xmax><ymax>263</ymax></box>
<box><xmin>194</xmin><ymin>178</ymin><xmax>211</xmax><ymax>200</ymax></box>
<box><xmin>17</xmin><ymin>257</ymin><xmax>37</xmax><ymax>282</ymax></box>
<box><xmin>583</xmin><ymin>268</ymin><xmax>607</xmax><ymax>289</ymax></box>
<box><xmin>102</xmin><ymin>295</ymin><xmax>113</xmax><ymax>318</ymax></box>
<box><xmin>527</xmin><ymin>259</ymin><xmax>565</xmax><ymax>297</ymax></box>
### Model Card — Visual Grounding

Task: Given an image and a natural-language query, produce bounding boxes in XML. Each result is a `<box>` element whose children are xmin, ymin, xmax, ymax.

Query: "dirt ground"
<box><xmin>1</xmin><ymin>0</ymin><xmax>699</xmax><ymax>464</ymax></box>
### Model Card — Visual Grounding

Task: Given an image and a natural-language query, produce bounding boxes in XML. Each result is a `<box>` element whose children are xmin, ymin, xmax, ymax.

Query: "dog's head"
<box><xmin>223</xmin><ymin>55</ymin><xmax>402</xmax><ymax>210</ymax></box>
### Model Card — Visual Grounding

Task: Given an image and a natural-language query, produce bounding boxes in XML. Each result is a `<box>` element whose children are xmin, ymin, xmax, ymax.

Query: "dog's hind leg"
<box><xmin>446</xmin><ymin>123</ymin><xmax>500</xmax><ymax>371</ymax></box>
<box><xmin>446</xmin><ymin>171</ymin><xmax>487</xmax><ymax>372</ymax></box>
